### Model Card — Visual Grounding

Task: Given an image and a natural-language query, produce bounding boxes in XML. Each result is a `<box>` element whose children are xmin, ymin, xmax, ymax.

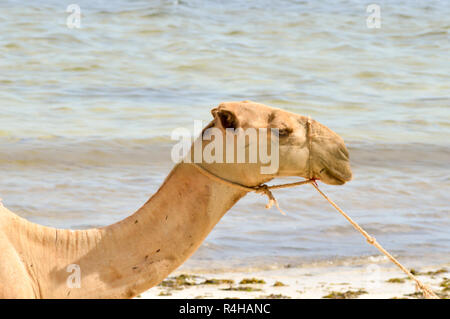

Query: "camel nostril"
<box><xmin>340</xmin><ymin>145</ymin><xmax>349</xmax><ymax>159</ymax></box>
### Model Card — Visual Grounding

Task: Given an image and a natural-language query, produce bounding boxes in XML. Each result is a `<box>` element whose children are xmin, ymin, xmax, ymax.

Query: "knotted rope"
<box><xmin>190</xmin><ymin>163</ymin><xmax>439</xmax><ymax>299</ymax></box>
<box><xmin>190</xmin><ymin>163</ymin><xmax>314</xmax><ymax>215</ymax></box>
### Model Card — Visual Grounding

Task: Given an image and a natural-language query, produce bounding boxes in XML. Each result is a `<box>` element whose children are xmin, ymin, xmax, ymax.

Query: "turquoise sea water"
<box><xmin>0</xmin><ymin>0</ymin><xmax>449</xmax><ymax>269</ymax></box>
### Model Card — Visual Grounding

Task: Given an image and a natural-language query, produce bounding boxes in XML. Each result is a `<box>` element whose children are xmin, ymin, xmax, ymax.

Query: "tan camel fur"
<box><xmin>0</xmin><ymin>101</ymin><xmax>352</xmax><ymax>298</ymax></box>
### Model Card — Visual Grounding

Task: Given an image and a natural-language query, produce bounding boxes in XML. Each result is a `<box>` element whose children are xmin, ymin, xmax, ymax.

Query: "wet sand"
<box><xmin>139</xmin><ymin>262</ymin><xmax>449</xmax><ymax>299</ymax></box>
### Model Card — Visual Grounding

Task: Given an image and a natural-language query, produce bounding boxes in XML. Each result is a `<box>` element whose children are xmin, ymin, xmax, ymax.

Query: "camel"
<box><xmin>0</xmin><ymin>101</ymin><xmax>352</xmax><ymax>298</ymax></box>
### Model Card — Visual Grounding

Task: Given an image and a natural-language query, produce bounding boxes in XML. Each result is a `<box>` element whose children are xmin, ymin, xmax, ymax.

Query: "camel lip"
<box><xmin>332</xmin><ymin>171</ymin><xmax>352</xmax><ymax>185</ymax></box>
<box><xmin>317</xmin><ymin>168</ymin><xmax>352</xmax><ymax>185</ymax></box>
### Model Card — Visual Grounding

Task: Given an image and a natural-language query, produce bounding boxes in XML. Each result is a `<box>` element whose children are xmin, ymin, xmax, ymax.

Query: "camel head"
<box><xmin>194</xmin><ymin>101</ymin><xmax>352</xmax><ymax>187</ymax></box>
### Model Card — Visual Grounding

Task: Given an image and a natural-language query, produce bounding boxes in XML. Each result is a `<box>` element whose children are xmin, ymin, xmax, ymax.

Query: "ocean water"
<box><xmin>0</xmin><ymin>0</ymin><xmax>449</xmax><ymax>270</ymax></box>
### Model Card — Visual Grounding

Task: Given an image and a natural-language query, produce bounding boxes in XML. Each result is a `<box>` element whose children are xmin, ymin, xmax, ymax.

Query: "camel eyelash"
<box><xmin>278</xmin><ymin>127</ymin><xmax>293</xmax><ymax>136</ymax></box>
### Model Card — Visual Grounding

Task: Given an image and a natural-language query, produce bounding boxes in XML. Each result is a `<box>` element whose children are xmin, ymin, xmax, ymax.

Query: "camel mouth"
<box><xmin>317</xmin><ymin>165</ymin><xmax>352</xmax><ymax>186</ymax></box>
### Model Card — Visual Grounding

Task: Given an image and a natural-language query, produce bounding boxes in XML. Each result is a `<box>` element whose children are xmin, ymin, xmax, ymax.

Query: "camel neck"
<box><xmin>16</xmin><ymin>163</ymin><xmax>247</xmax><ymax>298</ymax></box>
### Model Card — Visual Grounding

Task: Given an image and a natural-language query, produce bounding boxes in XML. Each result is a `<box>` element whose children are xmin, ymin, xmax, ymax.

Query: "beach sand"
<box><xmin>139</xmin><ymin>261</ymin><xmax>449</xmax><ymax>299</ymax></box>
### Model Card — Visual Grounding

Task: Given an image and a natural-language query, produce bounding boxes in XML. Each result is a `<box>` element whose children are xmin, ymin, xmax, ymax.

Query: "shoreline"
<box><xmin>139</xmin><ymin>262</ymin><xmax>449</xmax><ymax>299</ymax></box>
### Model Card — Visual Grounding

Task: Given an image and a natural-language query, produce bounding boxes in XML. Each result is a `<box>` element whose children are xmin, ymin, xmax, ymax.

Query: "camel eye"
<box><xmin>278</xmin><ymin>127</ymin><xmax>292</xmax><ymax>137</ymax></box>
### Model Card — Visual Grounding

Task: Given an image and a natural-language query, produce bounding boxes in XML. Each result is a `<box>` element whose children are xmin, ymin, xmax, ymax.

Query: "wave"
<box><xmin>0</xmin><ymin>136</ymin><xmax>174</xmax><ymax>167</ymax></box>
<box><xmin>0</xmin><ymin>137</ymin><xmax>448</xmax><ymax>169</ymax></box>
<box><xmin>348</xmin><ymin>142</ymin><xmax>450</xmax><ymax>170</ymax></box>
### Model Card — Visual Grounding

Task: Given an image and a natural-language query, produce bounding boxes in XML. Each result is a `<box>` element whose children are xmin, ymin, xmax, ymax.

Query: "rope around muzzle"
<box><xmin>190</xmin><ymin>163</ymin><xmax>314</xmax><ymax>215</ymax></box>
<box><xmin>190</xmin><ymin>163</ymin><xmax>439</xmax><ymax>299</ymax></box>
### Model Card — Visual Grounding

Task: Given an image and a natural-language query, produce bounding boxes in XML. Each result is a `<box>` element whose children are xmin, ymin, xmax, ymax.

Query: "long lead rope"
<box><xmin>310</xmin><ymin>181</ymin><xmax>438</xmax><ymax>299</ymax></box>
<box><xmin>190</xmin><ymin>163</ymin><xmax>439</xmax><ymax>299</ymax></box>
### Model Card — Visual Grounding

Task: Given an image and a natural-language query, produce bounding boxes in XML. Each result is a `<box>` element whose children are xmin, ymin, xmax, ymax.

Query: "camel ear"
<box><xmin>216</xmin><ymin>109</ymin><xmax>239</xmax><ymax>129</ymax></box>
